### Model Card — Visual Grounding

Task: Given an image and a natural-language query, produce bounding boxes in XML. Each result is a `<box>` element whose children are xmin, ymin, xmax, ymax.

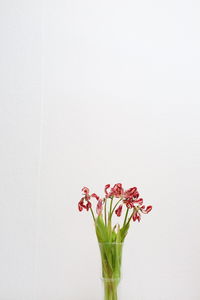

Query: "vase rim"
<box><xmin>101</xmin><ymin>277</ymin><xmax>121</xmax><ymax>282</ymax></box>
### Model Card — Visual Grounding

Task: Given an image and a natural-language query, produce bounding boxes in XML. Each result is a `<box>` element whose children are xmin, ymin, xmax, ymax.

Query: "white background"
<box><xmin>0</xmin><ymin>0</ymin><xmax>200</xmax><ymax>299</ymax></box>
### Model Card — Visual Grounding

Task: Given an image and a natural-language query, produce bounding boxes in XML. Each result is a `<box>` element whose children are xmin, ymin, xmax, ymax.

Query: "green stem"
<box><xmin>127</xmin><ymin>211</ymin><xmax>134</xmax><ymax>225</ymax></box>
<box><xmin>108</xmin><ymin>197</ymin><xmax>114</xmax><ymax>235</ymax></box>
<box><xmin>103</xmin><ymin>280</ymin><xmax>118</xmax><ymax>300</ymax></box>
<box><xmin>104</xmin><ymin>199</ymin><xmax>107</xmax><ymax>226</ymax></box>
<box><xmin>123</xmin><ymin>207</ymin><xmax>129</xmax><ymax>226</ymax></box>
<box><xmin>109</xmin><ymin>197</ymin><xmax>113</xmax><ymax>218</ymax></box>
<box><xmin>90</xmin><ymin>207</ymin><xmax>95</xmax><ymax>223</ymax></box>
<box><xmin>111</xmin><ymin>199</ymin><xmax>122</xmax><ymax>217</ymax></box>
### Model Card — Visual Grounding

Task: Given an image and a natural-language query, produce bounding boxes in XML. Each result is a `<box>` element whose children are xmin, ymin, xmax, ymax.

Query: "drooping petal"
<box><xmin>137</xmin><ymin>213</ymin><xmax>141</xmax><ymax>222</ymax></box>
<box><xmin>82</xmin><ymin>186</ymin><xmax>90</xmax><ymax>200</ymax></box>
<box><xmin>115</xmin><ymin>205</ymin><xmax>123</xmax><ymax>217</ymax></box>
<box><xmin>86</xmin><ymin>201</ymin><xmax>92</xmax><ymax>211</ymax></box>
<box><xmin>82</xmin><ymin>187</ymin><xmax>89</xmax><ymax>194</ymax></box>
<box><xmin>123</xmin><ymin>198</ymin><xmax>134</xmax><ymax>208</ymax></box>
<box><xmin>78</xmin><ymin>196</ymin><xmax>91</xmax><ymax>212</ymax></box>
<box><xmin>104</xmin><ymin>184</ymin><xmax>111</xmax><ymax>197</ymax></box>
<box><xmin>132</xmin><ymin>210</ymin><xmax>138</xmax><ymax>221</ymax></box>
<box><xmin>78</xmin><ymin>202</ymin><xmax>83</xmax><ymax>211</ymax></box>
<box><xmin>96</xmin><ymin>199</ymin><xmax>103</xmax><ymax>215</ymax></box>
<box><xmin>78</xmin><ymin>198</ymin><xmax>87</xmax><ymax>212</ymax></box>
<box><xmin>134</xmin><ymin>198</ymin><xmax>143</xmax><ymax>205</ymax></box>
<box><xmin>133</xmin><ymin>190</ymin><xmax>139</xmax><ymax>199</ymax></box>
<box><xmin>127</xmin><ymin>202</ymin><xmax>134</xmax><ymax>208</ymax></box>
<box><xmin>91</xmin><ymin>193</ymin><xmax>99</xmax><ymax>200</ymax></box>
<box><xmin>140</xmin><ymin>205</ymin><xmax>152</xmax><ymax>214</ymax></box>
<box><xmin>146</xmin><ymin>205</ymin><xmax>152</xmax><ymax>213</ymax></box>
<box><xmin>132</xmin><ymin>209</ymin><xmax>141</xmax><ymax>222</ymax></box>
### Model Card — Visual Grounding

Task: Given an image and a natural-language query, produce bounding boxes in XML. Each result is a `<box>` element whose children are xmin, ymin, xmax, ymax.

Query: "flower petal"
<box><xmin>82</xmin><ymin>187</ymin><xmax>89</xmax><ymax>194</ymax></box>
<box><xmin>111</xmin><ymin>183</ymin><xmax>124</xmax><ymax>198</ymax></box>
<box><xmin>134</xmin><ymin>198</ymin><xmax>143</xmax><ymax>205</ymax></box>
<box><xmin>91</xmin><ymin>193</ymin><xmax>99</xmax><ymax>200</ymax></box>
<box><xmin>96</xmin><ymin>199</ymin><xmax>103</xmax><ymax>215</ymax></box>
<box><xmin>132</xmin><ymin>209</ymin><xmax>141</xmax><ymax>222</ymax></box>
<box><xmin>115</xmin><ymin>205</ymin><xmax>123</xmax><ymax>217</ymax></box>
<box><xmin>86</xmin><ymin>201</ymin><xmax>92</xmax><ymax>211</ymax></box>
<box><xmin>78</xmin><ymin>203</ymin><xmax>83</xmax><ymax>211</ymax></box>
<box><xmin>140</xmin><ymin>205</ymin><xmax>152</xmax><ymax>214</ymax></box>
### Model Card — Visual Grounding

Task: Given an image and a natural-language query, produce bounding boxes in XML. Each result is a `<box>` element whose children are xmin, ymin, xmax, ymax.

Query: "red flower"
<box><xmin>78</xmin><ymin>198</ymin><xmax>85</xmax><ymax>211</ymax></box>
<box><xmin>82</xmin><ymin>186</ymin><xmax>90</xmax><ymax>200</ymax></box>
<box><xmin>132</xmin><ymin>208</ymin><xmax>141</xmax><ymax>222</ymax></box>
<box><xmin>132</xmin><ymin>205</ymin><xmax>152</xmax><ymax>222</ymax></box>
<box><xmin>123</xmin><ymin>198</ymin><xmax>134</xmax><ymax>208</ymax></box>
<box><xmin>133</xmin><ymin>190</ymin><xmax>139</xmax><ymax>199</ymax></box>
<box><xmin>78</xmin><ymin>197</ymin><xmax>91</xmax><ymax>212</ymax></box>
<box><xmin>104</xmin><ymin>184</ymin><xmax>113</xmax><ymax>198</ymax></box>
<box><xmin>78</xmin><ymin>187</ymin><xmax>93</xmax><ymax>212</ymax></box>
<box><xmin>104</xmin><ymin>183</ymin><xmax>124</xmax><ymax>198</ymax></box>
<box><xmin>140</xmin><ymin>205</ymin><xmax>152</xmax><ymax>214</ymax></box>
<box><xmin>96</xmin><ymin>199</ymin><xmax>103</xmax><ymax>215</ymax></box>
<box><xmin>124</xmin><ymin>187</ymin><xmax>136</xmax><ymax>198</ymax></box>
<box><xmin>124</xmin><ymin>187</ymin><xmax>140</xmax><ymax>199</ymax></box>
<box><xmin>105</xmin><ymin>184</ymin><xmax>110</xmax><ymax>194</ymax></box>
<box><xmin>115</xmin><ymin>205</ymin><xmax>123</xmax><ymax>217</ymax></box>
<box><xmin>111</xmin><ymin>183</ymin><xmax>124</xmax><ymax>198</ymax></box>
<box><xmin>86</xmin><ymin>201</ymin><xmax>92</xmax><ymax>210</ymax></box>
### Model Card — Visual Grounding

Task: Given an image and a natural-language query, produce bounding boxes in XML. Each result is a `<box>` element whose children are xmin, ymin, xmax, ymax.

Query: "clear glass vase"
<box><xmin>99</xmin><ymin>242</ymin><xmax>123</xmax><ymax>300</ymax></box>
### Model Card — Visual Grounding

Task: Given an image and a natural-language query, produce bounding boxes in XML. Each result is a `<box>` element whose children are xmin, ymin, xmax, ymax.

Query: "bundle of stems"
<box><xmin>94</xmin><ymin>198</ymin><xmax>132</xmax><ymax>300</ymax></box>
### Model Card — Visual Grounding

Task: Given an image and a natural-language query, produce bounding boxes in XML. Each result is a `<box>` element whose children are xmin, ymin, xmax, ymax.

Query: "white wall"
<box><xmin>0</xmin><ymin>1</ymin><xmax>41</xmax><ymax>299</ymax></box>
<box><xmin>0</xmin><ymin>0</ymin><xmax>200</xmax><ymax>299</ymax></box>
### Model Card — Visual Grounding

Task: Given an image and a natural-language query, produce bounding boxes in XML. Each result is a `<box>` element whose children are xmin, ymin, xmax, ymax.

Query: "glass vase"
<box><xmin>99</xmin><ymin>242</ymin><xmax>123</xmax><ymax>300</ymax></box>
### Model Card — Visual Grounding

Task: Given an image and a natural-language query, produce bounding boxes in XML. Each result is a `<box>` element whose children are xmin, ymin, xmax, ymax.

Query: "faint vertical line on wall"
<box><xmin>34</xmin><ymin>1</ymin><xmax>45</xmax><ymax>299</ymax></box>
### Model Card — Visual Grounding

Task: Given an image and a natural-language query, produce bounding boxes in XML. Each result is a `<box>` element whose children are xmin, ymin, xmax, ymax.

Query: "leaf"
<box><xmin>116</xmin><ymin>224</ymin><xmax>121</xmax><ymax>243</ymax></box>
<box><xmin>120</xmin><ymin>222</ymin><xmax>130</xmax><ymax>242</ymax></box>
<box><xmin>111</xmin><ymin>230</ymin><xmax>117</xmax><ymax>242</ymax></box>
<box><xmin>95</xmin><ymin>215</ymin><xmax>109</xmax><ymax>243</ymax></box>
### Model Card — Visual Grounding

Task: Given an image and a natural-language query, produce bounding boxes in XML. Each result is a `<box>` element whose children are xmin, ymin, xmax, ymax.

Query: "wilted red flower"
<box><xmin>124</xmin><ymin>187</ymin><xmax>136</xmax><ymax>198</ymax></box>
<box><xmin>86</xmin><ymin>201</ymin><xmax>92</xmax><ymax>210</ymax></box>
<box><xmin>132</xmin><ymin>204</ymin><xmax>152</xmax><ymax>222</ymax></box>
<box><xmin>115</xmin><ymin>205</ymin><xmax>123</xmax><ymax>217</ymax></box>
<box><xmin>82</xmin><ymin>186</ymin><xmax>89</xmax><ymax>193</ymax></box>
<box><xmin>133</xmin><ymin>190</ymin><xmax>139</xmax><ymax>199</ymax></box>
<box><xmin>132</xmin><ymin>208</ymin><xmax>141</xmax><ymax>222</ymax></box>
<box><xmin>123</xmin><ymin>198</ymin><xmax>134</xmax><ymax>208</ymax></box>
<box><xmin>78</xmin><ymin>198</ymin><xmax>85</xmax><ymax>211</ymax></box>
<box><xmin>104</xmin><ymin>184</ymin><xmax>110</xmax><ymax>196</ymax></box>
<box><xmin>96</xmin><ymin>199</ymin><xmax>103</xmax><ymax>215</ymax></box>
<box><xmin>105</xmin><ymin>184</ymin><xmax>115</xmax><ymax>198</ymax></box>
<box><xmin>124</xmin><ymin>187</ymin><xmax>140</xmax><ymax>199</ymax></box>
<box><xmin>111</xmin><ymin>183</ymin><xmax>124</xmax><ymax>198</ymax></box>
<box><xmin>78</xmin><ymin>197</ymin><xmax>91</xmax><ymax>212</ymax></box>
<box><xmin>82</xmin><ymin>186</ymin><xmax>90</xmax><ymax>200</ymax></box>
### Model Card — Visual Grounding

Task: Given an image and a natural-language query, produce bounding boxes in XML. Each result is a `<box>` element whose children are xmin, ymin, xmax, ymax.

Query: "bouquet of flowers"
<box><xmin>78</xmin><ymin>183</ymin><xmax>152</xmax><ymax>300</ymax></box>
